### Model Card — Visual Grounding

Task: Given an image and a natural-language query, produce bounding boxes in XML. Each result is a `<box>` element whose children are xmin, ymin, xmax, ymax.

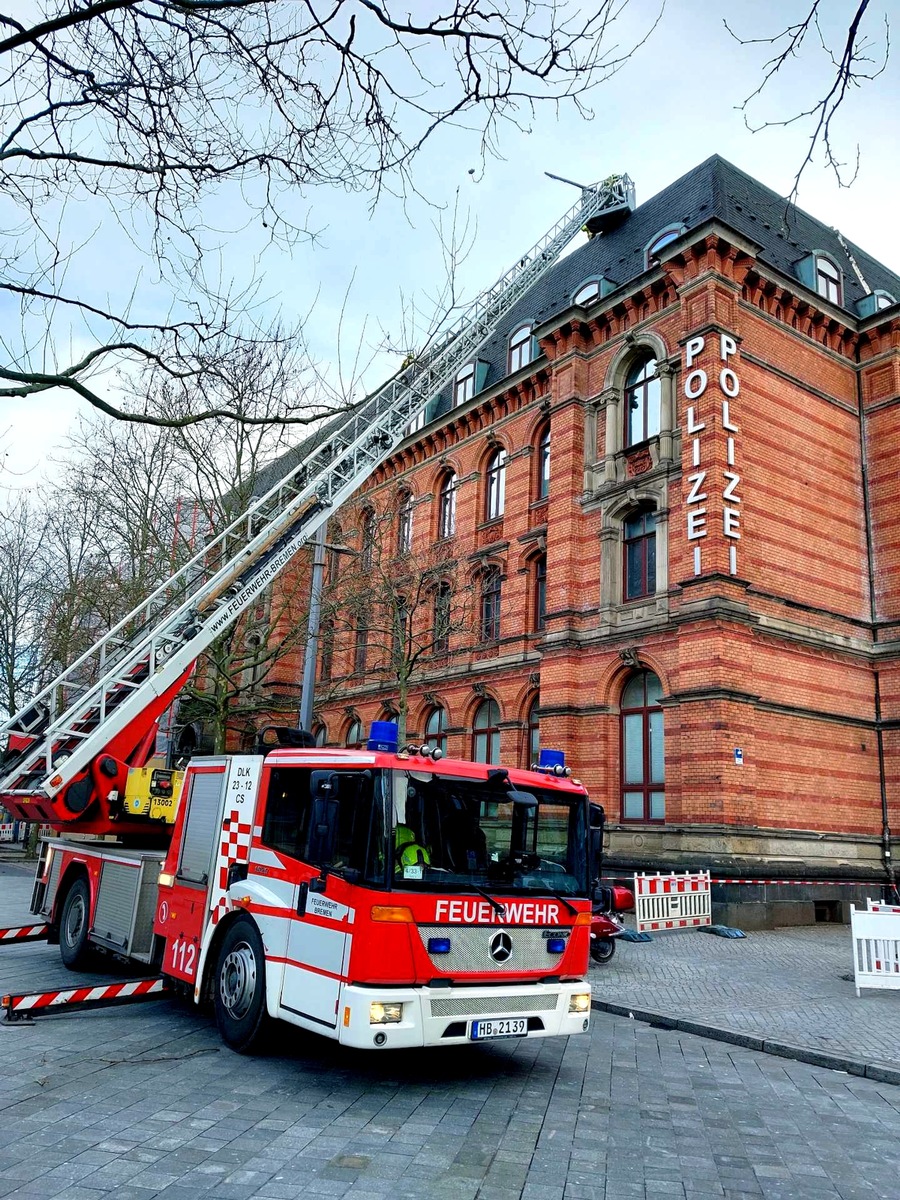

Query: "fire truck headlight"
<box><xmin>568</xmin><ymin>991</ymin><xmax>591</xmax><ymax>1014</ymax></box>
<box><xmin>158</xmin><ymin>872</ymin><xmax>175</xmax><ymax>888</ymax></box>
<box><xmin>370</xmin><ymin>1002</ymin><xmax>403</xmax><ymax>1024</ymax></box>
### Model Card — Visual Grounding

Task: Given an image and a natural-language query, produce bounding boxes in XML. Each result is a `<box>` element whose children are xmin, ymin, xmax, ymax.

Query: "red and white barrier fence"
<box><xmin>0</xmin><ymin>924</ymin><xmax>48</xmax><ymax>943</ymax></box>
<box><xmin>634</xmin><ymin>870</ymin><xmax>711</xmax><ymax>933</ymax></box>
<box><xmin>867</xmin><ymin>898</ymin><xmax>900</xmax><ymax>915</ymax></box>
<box><xmin>2</xmin><ymin>977</ymin><xmax>168</xmax><ymax>1020</ymax></box>
<box><xmin>850</xmin><ymin>904</ymin><xmax>900</xmax><ymax>997</ymax></box>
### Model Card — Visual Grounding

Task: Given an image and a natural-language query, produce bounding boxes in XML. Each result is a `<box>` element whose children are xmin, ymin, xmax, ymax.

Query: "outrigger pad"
<box><xmin>619</xmin><ymin>929</ymin><xmax>653</xmax><ymax>942</ymax></box>
<box><xmin>701</xmin><ymin>925</ymin><xmax>746</xmax><ymax>938</ymax></box>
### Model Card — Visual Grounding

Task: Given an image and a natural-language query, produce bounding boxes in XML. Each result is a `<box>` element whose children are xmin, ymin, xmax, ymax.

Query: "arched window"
<box><xmin>534</xmin><ymin>554</ymin><xmax>547</xmax><ymax>630</ymax></box>
<box><xmin>438</xmin><ymin>471</ymin><xmax>458</xmax><ymax>539</ymax></box>
<box><xmin>313</xmin><ymin>723</ymin><xmax>327</xmax><ymax>747</ymax></box>
<box><xmin>623</xmin><ymin>507</ymin><xmax>657</xmax><ymax>600</ymax></box>
<box><xmin>433</xmin><ymin>580</ymin><xmax>451</xmax><ymax>654</ymax></box>
<box><xmin>424</xmin><ymin>706</ymin><xmax>447</xmax><ymax>754</ymax></box>
<box><xmin>624</xmin><ymin>355</ymin><xmax>661</xmax><ymax>447</ymax></box>
<box><xmin>876</xmin><ymin>292</ymin><xmax>896</xmax><ymax>311</ymax></box>
<box><xmin>536</xmin><ymin>425</ymin><xmax>550</xmax><ymax>500</ymax></box>
<box><xmin>645</xmin><ymin>226</ymin><xmax>683</xmax><ymax>267</ymax></box>
<box><xmin>455</xmin><ymin>363</ymin><xmax>476</xmax><ymax>407</ymax></box>
<box><xmin>485</xmin><ymin>448</ymin><xmax>506</xmax><ymax>520</ymax></box>
<box><xmin>573</xmin><ymin>280</ymin><xmax>600</xmax><ymax>306</ymax></box>
<box><xmin>621</xmin><ymin>671</ymin><xmax>665</xmax><ymax>822</ymax></box>
<box><xmin>397</xmin><ymin>492</ymin><xmax>413</xmax><ymax>554</ymax></box>
<box><xmin>354</xmin><ymin>613</ymin><xmax>368</xmax><ymax>675</ymax></box>
<box><xmin>346</xmin><ymin>719</ymin><xmax>364</xmax><ymax>748</ymax></box>
<box><xmin>526</xmin><ymin>697</ymin><xmax>540</xmax><ymax>768</ymax></box>
<box><xmin>480</xmin><ymin>567</ymin><xmax>502</xmax><ymax>642</ymax></box>
<box><xmin>815</xmin><ymin>256</ymin><xmax>842</xmax><ymax>305</ymax></box>
<box><xmin>473</xmin><ymin>698</ymin><xmax>501</xmax><ymax>764</ymax></box>
<box><xmin>508</xmin><ymin>324</ymin><xmax>534</xmax><ymax>373</ymax></box>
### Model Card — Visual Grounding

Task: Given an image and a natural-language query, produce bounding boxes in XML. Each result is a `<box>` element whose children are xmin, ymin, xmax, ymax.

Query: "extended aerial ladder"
<box><xmin>0</xmin><ymin>176</ymin><xmax>635</xmax><ymax>834</ymax></box>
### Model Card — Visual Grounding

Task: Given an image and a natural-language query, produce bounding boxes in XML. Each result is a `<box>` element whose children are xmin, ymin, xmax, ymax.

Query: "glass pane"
<box><xmin>645</xmin><ymin>672</ymin><xmax>663</xmax><ymax>707</ymax></box>
<box><xmin>650</xmin><ymin>791</ymin><xmax>666</xmax><ymax>821</ymax></box>
<box><xmin>623</xmin><ymin>792</ymin><xmax>644</xmax><ymax>820</ymax></box>
<box><xmin>625</xmin><ymin>542</ymin><xmax>643</xmax><ymax>599</ymax></box>
<box><xmin>474</xmin><ymin>731</ymin><xmax>487</xmax><ymax>762</ymax></box>
<box><xmin>488</xmin><ymin>730</ymin><xmax>500</xmax><ymax>765</ymax></box>
<box><xmin>647</xmin><ymin>535</ymin><xmax>657</xmax><ymax>593</ymax></box>
<box><xmin>646</xmin><ymin>376</ymin><xmax>661</xmax><ymax>437</ymax></box>
<box><xmin>621</xmin><ymin>674</ymin><xmax>645</xmax><ymax>708</ymax></box>
<box><xmin>649</xmin><ymin>710</ymin><xmax>665</xmax><ymax>783</ymax></box>
<box><xmin>623</xmin><ymin>713</ymin><xmax>644</xmax><ymax>783</ymax></box>
<box><xmin>626</xmin><ymin>389</ymin><xmax>641</xmax><ymax>445</ymax></box>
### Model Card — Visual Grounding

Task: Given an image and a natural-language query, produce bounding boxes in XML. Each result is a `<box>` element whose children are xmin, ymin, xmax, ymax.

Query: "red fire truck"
<box><xmin>29</xmin><ymin>724</ymin><xmax>597</xmax><ymax>1051</ymax></box>
<box><xmin>1</xmin><ymin>176</ymin><xmax>634</xmax><ymax>1050</ymax></box>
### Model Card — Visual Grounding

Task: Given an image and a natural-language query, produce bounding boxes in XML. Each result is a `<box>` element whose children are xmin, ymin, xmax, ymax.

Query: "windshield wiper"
<box><xmin>466</xmin><ymin>885</ymin><xmax>506</xmax><ymax>918</ymax></box>
<box><xmin>530</xmin><ymin>887</ymin><xmax>578</xmax><ymax>917</ymax></box>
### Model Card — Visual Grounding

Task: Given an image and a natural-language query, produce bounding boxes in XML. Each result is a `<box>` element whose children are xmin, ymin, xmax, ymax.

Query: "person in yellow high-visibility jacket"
<box><xmin>394</xmin><ymin>824</ymin><xmax>430</xmax><ymax>872</ymax></box>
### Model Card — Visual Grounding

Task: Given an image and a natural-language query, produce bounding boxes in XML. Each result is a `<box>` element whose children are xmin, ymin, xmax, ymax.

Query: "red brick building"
<box><xmin>256</xmin><ymin>157</ymin><xmax>900</xmax><ymax>924</ymax></box>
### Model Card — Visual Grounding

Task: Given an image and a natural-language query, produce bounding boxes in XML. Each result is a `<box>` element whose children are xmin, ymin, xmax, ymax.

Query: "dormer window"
<box><xmin>454</xmin><ymin>363</ymin><xmax>475</xmax><ymax>407</ymax></box>
<box><xmin>645</xmin><ymin>226</ymin><xmax>684</xmax><ymax>268</ymax></box>
<box><xmin>508</xmin><ymin>324</ymin><xmax>534</xmax><ymax>374</ymax></box>
<box><xmin>877</xmin><ymin>292</ymin><xmax>896</xmax><ymax>311</ymax></box>
<box><xmin>816</xmin><ymin>256</ymin><xmax>842</xmax><ymax>305</ymax></box>
<box><xmin>574</xmin><ymin>280</ymin><xmax>600</xmax><ymax>306</ymax></box>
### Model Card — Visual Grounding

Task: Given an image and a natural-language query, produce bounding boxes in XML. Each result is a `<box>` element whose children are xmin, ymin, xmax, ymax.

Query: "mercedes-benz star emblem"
<box><xmin>489</xmin><ymin>931</ymin><xmax>512</xmax><ymax>963</ymax></box>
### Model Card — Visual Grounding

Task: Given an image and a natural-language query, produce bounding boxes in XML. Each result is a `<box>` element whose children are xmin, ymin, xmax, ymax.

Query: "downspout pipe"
<box><xmin>855</xmin><ymin>338</ymin><xmax>896</xmax><ymax>899</ymax></box>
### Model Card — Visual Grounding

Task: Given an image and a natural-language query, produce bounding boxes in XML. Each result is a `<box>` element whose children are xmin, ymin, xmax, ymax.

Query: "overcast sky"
<box><xmin>2</xmin><ymin>0</ymin><xmax>897</xmax><ymax>484</ymax></box>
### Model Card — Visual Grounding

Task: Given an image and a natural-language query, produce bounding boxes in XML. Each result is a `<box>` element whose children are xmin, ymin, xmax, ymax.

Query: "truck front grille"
<box><xmin>416</xmin><ymin>924</ymin><xmax>566</xmax><ymax>973</ymax></box>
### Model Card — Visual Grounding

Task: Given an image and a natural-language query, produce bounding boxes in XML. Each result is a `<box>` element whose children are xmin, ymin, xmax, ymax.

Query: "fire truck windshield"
<box><xmin>389</xmin><ymin>771</ymin><xmax>589</xmax><ymax>897</ymax></box>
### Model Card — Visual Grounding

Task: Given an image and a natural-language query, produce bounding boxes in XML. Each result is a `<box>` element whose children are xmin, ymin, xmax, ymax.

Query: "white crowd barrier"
<box><xmin>0</xmin><ymin>822</ymin><xmax>16</xmax><ymax>842</ymax></box>
<box><xmin>867</xmin><ymin>897</ymin><xmax>900</xmax><ymax>915</ymax></box>
<box><xmin>850</xmin><ymin>904</ymin><xmax>900</xmax><ymax>997</ymax></box>
<box><xmin>634</xmin><ymin>870</ymin><xmax>711</xmax><ymax>933</ymax></box>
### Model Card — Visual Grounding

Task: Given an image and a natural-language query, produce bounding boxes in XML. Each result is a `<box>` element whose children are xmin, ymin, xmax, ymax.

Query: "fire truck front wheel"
<box><xmin>214</xmin><ymin>917</ymin><xmax>270</xmax><ymax>1053</ymax></box>
<box><xmin>59</xmin><ymin>877</ymin><xmax>93</xmax><ymax>970</ymax></box>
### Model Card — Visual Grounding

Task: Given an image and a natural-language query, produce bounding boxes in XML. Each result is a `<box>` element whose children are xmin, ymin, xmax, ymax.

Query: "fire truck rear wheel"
<box><xmin>214</xmin><ymin>917</ymin><xmax>270</xmax><ymax>1053</ymax></box>
<box><xmin>59</xmin><ymin>877</ymin><xmax>93</xmax><ymax>970</ymax></box>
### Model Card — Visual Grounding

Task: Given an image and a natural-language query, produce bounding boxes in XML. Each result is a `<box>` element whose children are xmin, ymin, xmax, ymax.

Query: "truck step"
<box><xmin>2</xmin><ymin>976</ymin><xmax>168</xmax><ymax>1021</ymax></box>
<box><xmin>0</xmin><ymin>924</ymin><xmax>49</xmax><ymax>943</ymax></box>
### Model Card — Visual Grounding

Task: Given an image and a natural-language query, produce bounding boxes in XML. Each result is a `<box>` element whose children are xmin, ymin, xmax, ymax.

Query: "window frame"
<box><xmin>438</xmin><ymin>471</ymin><xmax>458</xmax><ymax>540</ymax></box>
<box><xmin>433</xmin><ymin>579</ymin><xmax>451</xmax><ymax>654</ymax></box>
<box><xmin>485</xmin><ymin>448</ymin><xmax>507</xmax><ymax>521</ymax></box>
<box><xmin>397</xmin><ymin>492</ymin><xmax>413</xmax><ymax>555</ymax></box>
<box><xmin>623</xmin><ymin>508</ymin><xmax>657</xmax><ymax>601</ymax></box>
<box><xmin>480</xmin><ymin>566</ymin><xmax>502</xmax><ymax>643</ymax></box>
<box><xmin>508</xmin><ymin>324</ymin><xmax>534</xmax><ymax>374</ymax></box>
<box><xmin>472</xmin><ymin>698</ymin><xmax>501</xmax><ymax>764</ymax></box>
<box><xmin>345</xmin><ymin>719</ymin><xmax>364</xmax><ymax>749</ymax></box>
<box><xmin>645</xmin><ymin>225</ymin><xmax>684</xmax><ymax>268</ymax></box>
<box><xmin>620</xmin><ymin>671</ymin><xmax>665</xmax><ymax>824</ymax></box>
<box><xmin>536</xmin><ymin>425</ymin><xmax>550</xmax><ymax>500</ymax></box>
<box><xmin>624</xmin><ymin>355</ymin><xmax>661</xmax><ymax>448</ymax></box>
<box><xmin>353</xmin><ymin>614</ymin><xmax>369</xmax><ymax>676</ymax></box>
<box><xmin>534</xmin><ymin>553</ymin><xmax>547</xmax><ymax>630</ymax></box>
<box><xmin>573</xmin><ymin>280</ymin><xmax>601</xmax><ymax>307</ymax></box>
<box><xmin>454</xmin><ymin>363</ymin><xmax>476</xmax><ymax>407</ymax></box>
<box><xmin>424</xmin><ymin>706</ymin><xmax>447</xmax><ymax>755</ymax></box>
<box><xmin>815</xmin><ymin>255</ymin><xmax>842</xmax><ymax>305</ymax></box>
<box><xmin>526</xmin><ymin>697</ymin><xmax>540</xmax><ymax>769</ymax></box>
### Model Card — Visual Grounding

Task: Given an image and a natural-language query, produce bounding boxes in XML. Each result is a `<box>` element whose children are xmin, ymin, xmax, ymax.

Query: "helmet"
<box><xmin>395</xmin><ymin>824</ymin><xmax>430</xmax><ymax>867</ymax></box>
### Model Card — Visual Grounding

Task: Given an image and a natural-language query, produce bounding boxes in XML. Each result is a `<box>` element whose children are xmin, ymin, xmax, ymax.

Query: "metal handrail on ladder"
<box><xmin>0</xmin><ymin>175</ymin><xmax>634</xmax><ymax>809</ymax></box>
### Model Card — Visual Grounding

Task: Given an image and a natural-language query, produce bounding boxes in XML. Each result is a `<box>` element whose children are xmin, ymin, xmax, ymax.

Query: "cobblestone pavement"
<box><xmin>3</xmin><ymin>862</ymin><xmax>900</xmax><ymax>1200</ymax></box>
<box><xmin>589</xmin><ymin>923</ymin><xmax>900</xmax><ymax>1078</ymax></box>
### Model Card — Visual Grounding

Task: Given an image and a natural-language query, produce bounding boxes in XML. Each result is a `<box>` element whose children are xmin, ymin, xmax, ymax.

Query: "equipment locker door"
<box><xmin>279</xmin><ymin>886</ymin><xmax>353</xmax><ymax>1030</ymax></box>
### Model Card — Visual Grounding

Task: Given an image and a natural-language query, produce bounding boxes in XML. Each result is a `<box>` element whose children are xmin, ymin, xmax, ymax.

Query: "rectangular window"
<box><xmin>481</xmin><ymin>571</ymin><xmax>501</xmax><ymax>642</ymax></box>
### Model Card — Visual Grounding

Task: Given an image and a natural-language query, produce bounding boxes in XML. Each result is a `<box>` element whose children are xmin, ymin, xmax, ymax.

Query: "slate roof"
<box><xmin>253</xmin><ymin>154</ymin><xmax>900</xmax><ymax>498</ymax></box>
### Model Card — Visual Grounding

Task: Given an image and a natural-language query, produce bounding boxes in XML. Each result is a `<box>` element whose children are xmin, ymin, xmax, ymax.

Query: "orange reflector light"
<box><xmin>343</xmin><ymin>1006</ymin><xmax>351</xmax><ymax>1028</ymax></box>
<box><xmin>574</xmin><ymin>911</ymin><xmax>592</xmax><ymax>926</ymax></box>
<box><xmin>370</xmin><ymin>905</ymin><xmax>415</xmax><ymax>923</ymax></box>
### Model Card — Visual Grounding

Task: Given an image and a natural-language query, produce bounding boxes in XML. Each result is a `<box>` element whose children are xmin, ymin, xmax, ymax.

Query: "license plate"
<box><xmin>470</xmin><ymin>1017</ymin><xmax>528</xmax><ymax>1040</ymax></box>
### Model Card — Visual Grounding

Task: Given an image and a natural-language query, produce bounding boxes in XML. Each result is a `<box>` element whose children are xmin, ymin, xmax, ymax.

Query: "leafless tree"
<box><xmin>726</xmin><ymin>2</ymin><xmax>890</xmax><ymax>198</ymax></box>
<box><xmin>0</xmin><ymin>491</ymin><xmax>53</xmax><ymax>718</ymax></box>
<box><xmin>323</xmin><ymin>502</ymin><xmax>476</xmax><ymax>743</ymax></box>
<box><xmin>0</xmin><ymin>0</ymin><xmax>653</xmax><ymax>428</ymax></box>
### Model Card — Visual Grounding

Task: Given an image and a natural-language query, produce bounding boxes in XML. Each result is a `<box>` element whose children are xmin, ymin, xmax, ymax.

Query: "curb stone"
<box><xmin>590</xmin><ymin>998</ymin><xmax>900</xmax><ymax>1086</ymax></box>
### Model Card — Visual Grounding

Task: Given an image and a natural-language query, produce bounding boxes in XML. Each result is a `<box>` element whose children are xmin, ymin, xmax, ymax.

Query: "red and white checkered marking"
<box><xmin>3</xmin><ymin>977</ymin><xmax>166</xmax><ymax>1017</ymax></box>
<box><xmin>635</xmin><ymin>871</ymin><xmax>712</xmax><ymax>934</ymax></box>
<box><xmin>0</xmin><ymin>924</ymin><xmax>48</xmax><ymax>943</ymax></box>
<box><xmin>210</xmin><ymin>809</ymin><xmax>253</xmax><ymax>925</ymax></box>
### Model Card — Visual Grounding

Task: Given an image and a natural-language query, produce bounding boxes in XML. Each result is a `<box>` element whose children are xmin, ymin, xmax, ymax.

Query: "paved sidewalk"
<box><xmin>589</xmin><ymin>924</ymin><xmax>900</xmax><ymax>1083</ymax></box>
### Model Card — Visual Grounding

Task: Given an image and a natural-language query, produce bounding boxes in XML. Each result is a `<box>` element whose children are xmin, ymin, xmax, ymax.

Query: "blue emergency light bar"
<box><xmin>532</xmin><ymin>748</ymin><xmax>572</xmax><ymax>777</ymax></box>
<box><xmin>367</xmin><ymin>721</ymin><xmax>399</xmax><ymax>752</ymax></box>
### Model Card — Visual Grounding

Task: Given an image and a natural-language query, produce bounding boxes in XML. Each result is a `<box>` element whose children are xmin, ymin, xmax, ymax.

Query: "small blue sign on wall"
<box><xmin>734</xmin><ymin>748</ymin><xmax>744</xmax><ymax>766</ymax></box>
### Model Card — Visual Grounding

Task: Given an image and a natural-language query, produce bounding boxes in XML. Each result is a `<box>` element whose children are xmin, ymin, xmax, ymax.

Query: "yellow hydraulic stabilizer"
<box><xmin>123</xmin><ymin>767</ymin><xmax>184</xmax><ymax>825</ymax></box>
